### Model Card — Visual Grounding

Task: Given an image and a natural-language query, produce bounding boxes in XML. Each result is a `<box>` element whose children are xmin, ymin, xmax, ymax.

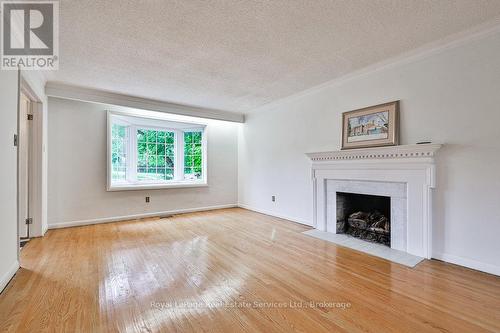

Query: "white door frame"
<box><xmin>18</xmin><ymin>76</ymin><xmax>45</xmax><ymax>243</ymax></box>
<box><xmin>18</xmin><ymin>92</ymin><xmax>32</xmax><ymax>240</ymax></box>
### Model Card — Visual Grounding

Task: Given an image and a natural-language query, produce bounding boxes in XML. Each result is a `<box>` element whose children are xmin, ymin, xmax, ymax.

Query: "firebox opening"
<box><xmin>336</xmin><ymin>192</ymin><xmax>391</xmax><ymax>246</ymax></box>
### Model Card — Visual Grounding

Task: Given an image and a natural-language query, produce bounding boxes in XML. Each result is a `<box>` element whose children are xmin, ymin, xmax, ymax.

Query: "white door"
<box><xmin>18</xmin><ymin>93</ymin><xmax>32</xmax><ymax>239</ymax></box>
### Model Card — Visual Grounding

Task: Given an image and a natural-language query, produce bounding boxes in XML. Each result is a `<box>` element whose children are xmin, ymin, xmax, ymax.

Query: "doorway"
<box><xmin>18</xmin><ymin>92</ymin><xmax>34</xmax><ymax>248</ymax></box>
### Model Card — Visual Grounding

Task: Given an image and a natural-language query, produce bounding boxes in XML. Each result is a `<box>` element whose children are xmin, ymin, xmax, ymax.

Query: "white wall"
<box><xmin>238</xmin><ymin>31</ymin><xmax>500</xmax><ymax>275</ymax></box>
<box><xmin>48</xmin><ymin>97</ymin><xmax>239</xmax><ymax>227</ymax></box>
<box><xmin>0</xmin><ymin>71</ymin><xmax>19</xmax><ymax>292</ymax></box>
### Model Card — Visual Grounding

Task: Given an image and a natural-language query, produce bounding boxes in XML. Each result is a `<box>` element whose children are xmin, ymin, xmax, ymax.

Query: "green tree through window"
<box><xmin>111</xmin><ymin>124</ymin><xmax>127</xmax><ymax>181</ymax></box>
<box><xmin>137</xmin><ymin>129</ymin><xmax>175</xmax><ymax>180</ymax></box>
<box><xmin>184</xmin><ymin>131</ymin><xmax>202</xmax><ymax>180</ymax></box>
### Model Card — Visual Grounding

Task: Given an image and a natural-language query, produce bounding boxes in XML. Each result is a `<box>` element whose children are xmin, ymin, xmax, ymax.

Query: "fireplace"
<box><xmin>336</xmin><ymin>192</ymin><xmax>391</xmax><ymax>246</ymax></box>
<box><xmin>307</xmin><ymin>144</ymin><xmax>441</xmax><ymax>258</ymax></box>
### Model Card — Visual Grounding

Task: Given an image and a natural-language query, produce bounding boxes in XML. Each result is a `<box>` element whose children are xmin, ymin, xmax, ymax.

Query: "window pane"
<box><xmin>148</xmin><ymin>156</ymin><xmax>157</xmax><ymax>168</ymax></box>
<box><xmin>137</xmin><ymin>166</ymin><xmax>147</xmax><ymax>180</ymax></box>
<box><xmin>193</xmin><ymin>144</ymin><xmax>202</xmax><ymax>156</ymax></box>
<box><xmin>146</xmin><ymin>130</ymin><xmax>157</xmax><ymax>142</ymax></box>
<box><xmin>137</xmin><ymin>129</ymin><xmax>146</xmax><ymax>142</ymax></box>
<box><xmin>165</xmin><ymin>168</ymin><xmax>174</xmax><ymax>180</ymax></box>
<box><xmin>137</xmin><ymin>141</ymin><xmax>147</xmax><ymax>154</ymax></box>
<box><xmin>166</xmin><ymin>144</ymin><xmax>174</xmax><ymax>156</ymax></box>
<box><xmin>192</xmin><ymin>132</ymin><xmax>202</xmax><ymax>143</ymax></box>
<box><xmin>137</xmin><ymin>154</ymin><xmax>146</xmax><ymax>167</ymax></box>
<box><xmin>194</xmin><ymin>155</ymin><xmax>202</xmax><ymax>168</ymax></box>
<box><xmin>147</xmin><ymin>143</ymin><xmax>157</xmax><ymax>155</ymax></box>
<box><xmin>111</xmin><ymin>124</ymin><xmax>128</xmax><ymax>181</ymax></box>
<box><xmin>112</xmin><ymin>124</ymin><xmax>126</xmax><ymax>139</ymax></box>
<box><xmin>166</xmin><ymin>156</ymin><xmax>174</xmax><ymax>168</ymax></box>
<box><xmin>184</xmin><ymin>143</ymin><xmax>193</xmax><ymax>155</ymax></box>
<box><xmin>137</xmin><ymin>128</ymin><xmax>175</xmax><ymax>182</ymax></box>
<box><xmin>166</xmin><ymin>132</ymin><xmax>174</xmax><ymax>144</ymax></box>
<box><xmin>158</xmin><ymin>155</ymin><xmax>166</xmax><ymax>167</ymax></box>
<box><xmin>184</xmin><ymin>131</ymin><xmax>203</xmax><ymax>180</ymax></box>
<box><xmin>157</xmin><ymin>131</ymin><xmax>166</xmax><ymax>143</ymax></box>
<box><xmin>112</xmin><ymin>138</ymin><xmax>124</xmax><ymax>154</ymax></box>
<box><xmin>184</xmin><ymin>155</ymin><xmax>193</xmax><ymax>167</ymax></box>
<box><xmin>157</xmin><ymin>167</ymin><xmax>166</xmax><ymax>180</ymax></box>
<box><xmin>157</xmin><ymin>143</ymin><xmax>165</xmax><ymax>155</ymax></box>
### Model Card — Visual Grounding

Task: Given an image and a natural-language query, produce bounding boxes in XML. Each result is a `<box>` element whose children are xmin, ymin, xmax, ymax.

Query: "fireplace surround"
<box><xmin>328</xmin><ymin>180</ymin><xmax>407</xmax><ymax>250</ymax></box>
<box><xmin>306</xmin><ymin>144</ymin><xmax>441</xmax><ymax>258</ymax></box>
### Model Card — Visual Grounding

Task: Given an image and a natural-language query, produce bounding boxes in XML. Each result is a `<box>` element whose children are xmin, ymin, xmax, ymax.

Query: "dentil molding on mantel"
<box><xmin>306</xmin><ymin>144</ymin><xmax>442</xmax><ymax>162</ymax></box>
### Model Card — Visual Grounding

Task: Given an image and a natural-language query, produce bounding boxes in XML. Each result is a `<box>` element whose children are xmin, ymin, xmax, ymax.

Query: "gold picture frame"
<box><xmin>341</xmin><ymin>101</ymin><xmax>399</xmax><ymax>150</ymax></box>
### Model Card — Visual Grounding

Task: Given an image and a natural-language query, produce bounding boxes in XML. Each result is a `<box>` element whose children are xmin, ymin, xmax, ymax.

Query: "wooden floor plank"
<box><xmin>1</xmin><ymin>208</ymin><xmax>499</xmax><ymax>332</ymax></box>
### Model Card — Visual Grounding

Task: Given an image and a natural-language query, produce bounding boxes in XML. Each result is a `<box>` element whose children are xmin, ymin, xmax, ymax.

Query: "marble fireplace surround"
<box><xmin>306</xmin><ymin>144</ymin><xmax>442</xmax><ymax>259</ymax></box>
<box><xmin>329</xmin><ymin>180</ymin><xmax>407</xmax><ymax>250</ymax></box>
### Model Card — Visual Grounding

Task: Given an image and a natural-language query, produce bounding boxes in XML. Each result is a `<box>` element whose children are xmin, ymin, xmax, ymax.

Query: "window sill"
<box><xmin>107</xmin><ymin>181</ymin><xmax>208</xmax><ymax>191</ymax></box>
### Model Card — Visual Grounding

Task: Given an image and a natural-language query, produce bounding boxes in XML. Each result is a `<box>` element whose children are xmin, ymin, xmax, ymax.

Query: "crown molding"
<box><xmin>20</xmin><ymin>71</ymin><xmax>48</xmax><ymax>102</ymax></box>
<box><xmin>249</xmin><ymin>19</ymin><xmax>500</xmax><ymax>115</ymax></box>
<box><xmin>45</xmin><ymin>82</ymin><xmax>245</xmax><ymax>123</ymax></box>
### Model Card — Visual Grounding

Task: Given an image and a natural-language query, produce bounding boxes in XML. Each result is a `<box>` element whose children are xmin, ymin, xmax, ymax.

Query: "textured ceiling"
<box><xmin>47</xmin><ymin>0</ymin><xmax>500</xmax><ymax>113</ymax></box>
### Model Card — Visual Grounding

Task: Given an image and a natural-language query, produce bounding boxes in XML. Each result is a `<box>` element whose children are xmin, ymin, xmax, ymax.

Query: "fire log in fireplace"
<box><xmin>346</xmin><ymin>211</ymin><xmax>390</xmax><ymax>246</ymax></box>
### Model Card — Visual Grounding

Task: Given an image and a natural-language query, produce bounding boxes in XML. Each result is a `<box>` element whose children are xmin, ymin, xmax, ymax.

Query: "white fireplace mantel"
<box><xmin>306</xmin><ymin>143</ymin><xmax>442</xmax><ymax>162</ymax></box>
<box><xmin>306</xmin><ymin>144</ymin><xmax>442</xmax><ymax>259</ymax></box>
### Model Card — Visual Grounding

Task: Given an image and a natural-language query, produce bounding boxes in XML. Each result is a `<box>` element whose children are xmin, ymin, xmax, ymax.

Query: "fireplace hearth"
<box><xmin>336</xmin><ymin>192</ymin><xmax>391</xmax><ymax>246</ymax></box>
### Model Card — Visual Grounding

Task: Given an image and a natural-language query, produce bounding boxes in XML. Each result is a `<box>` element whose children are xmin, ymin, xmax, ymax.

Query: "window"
<box><xmin>136</xmin><ymin>129</ymin><xmax>175</xmax><ymax>181</ymax></box>
<box><xmin>107</xmin><ymin>111</ymin><xmax>207</xmax><ymax>190</ymax></box>
<box><xmin>184</xmin><ymin>131</ymin><xmax>203</xmax><ymax>180</ymax></box>
<box><xmin>111</xmin><ymin>123</ymin><xmax>128</xmax><ymax>181</ymax></box>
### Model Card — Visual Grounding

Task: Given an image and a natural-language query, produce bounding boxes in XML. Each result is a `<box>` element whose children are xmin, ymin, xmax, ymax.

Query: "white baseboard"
<box><xmin>238</xmin><ymin>203</ymin><xmax>312</xmax><ymax>226</ymax></box>
<box><xmin>45</xmin><ymin>203</ymin><xmax>499</xmax><ymax>277</ymax></box>
<box><xmin>0</xmin><ymin>260</ymin><xmax>19</xmax><ymax>293</ymax></box>
<box><xmin>48</xmin><ymin>204</ymin><xmax>237</xmax><ymax>229</ymax></box>
<box><xmin>238</xmin><ymin>204</ymin><xmax>499</xmax><ymax>276</ymax></box>
<box><xmin>432</xmin><ymin>252</ymin><xmax>500</xmax><ymax>276</ymax></box>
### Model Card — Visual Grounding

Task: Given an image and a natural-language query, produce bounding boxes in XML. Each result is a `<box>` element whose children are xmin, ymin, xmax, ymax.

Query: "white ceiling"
<box><xmin>47</xmin><ymin>0</ymin><xmax>500</xmax><ymax>113</ymax></box>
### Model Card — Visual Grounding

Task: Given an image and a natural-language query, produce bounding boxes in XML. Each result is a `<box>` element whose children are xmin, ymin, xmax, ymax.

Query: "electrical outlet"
<box><xmin>271</xmin><ymin>195</ymin><xmax>276</xmax><ymax>202</ymax></box>
<box><xmin>145</xmin><ymin>196</ymin><xmax>150</xmax><ymax>203</ymax></box>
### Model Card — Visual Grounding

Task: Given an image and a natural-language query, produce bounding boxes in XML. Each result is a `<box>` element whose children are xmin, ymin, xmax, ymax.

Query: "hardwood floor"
<box><xmin>1</xmin><ymin>208</ymin><xmax>499</xmax><ymax>332</ymax></box>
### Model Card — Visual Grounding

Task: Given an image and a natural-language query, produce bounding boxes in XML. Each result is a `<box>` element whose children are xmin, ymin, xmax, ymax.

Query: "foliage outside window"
<box><xmin>184</xmin><ymin>132</ymin><xmax>203</xmax><ymax>180</ymax></box>
<box><xmin>111</xmin><ymin>124</ymin><xmax>127</xmax><ymax>181</ymax></box>
<box><xmin>137</xmin><ymin>129</ymin><xmax>175</xmax><ymax>181</ymax></box>
<box><xmin>108</xmin><ymin>112</ymin><xmax>206</xmax><ymax>190</ymax></box>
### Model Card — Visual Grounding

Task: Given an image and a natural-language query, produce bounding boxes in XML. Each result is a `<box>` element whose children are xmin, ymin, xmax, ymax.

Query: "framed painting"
<box><xmin>342</xmin><ymin>101</ymin><xmax>399</xmax><ymax>149</ymax></box>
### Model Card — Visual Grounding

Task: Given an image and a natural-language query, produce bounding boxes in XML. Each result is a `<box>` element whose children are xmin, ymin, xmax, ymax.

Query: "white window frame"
<box><xmin>107</xmin><ymin>111</ymin><xmax>208</xmax><ymax>191</ymax></box>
